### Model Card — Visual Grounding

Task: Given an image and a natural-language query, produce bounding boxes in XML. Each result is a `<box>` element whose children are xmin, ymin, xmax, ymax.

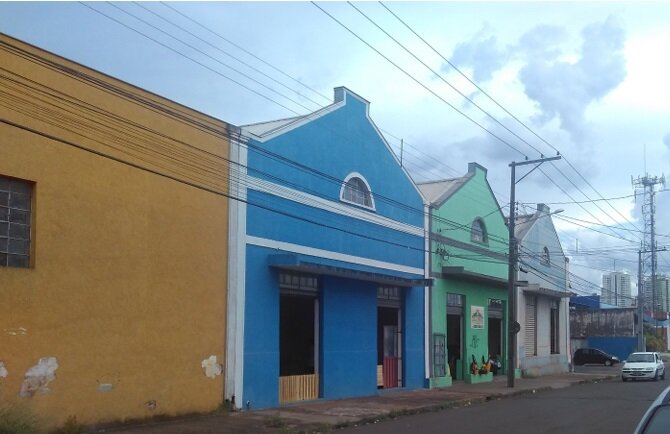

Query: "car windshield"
<box><xmin>642</xmin><ymin>405</ymin><xmax>670</xmax><ymax>434</ymax></box>
<box><xmin>628</xmin><ymin>354</ymin><xmax>655</xmax><ymax>363</ymax></box>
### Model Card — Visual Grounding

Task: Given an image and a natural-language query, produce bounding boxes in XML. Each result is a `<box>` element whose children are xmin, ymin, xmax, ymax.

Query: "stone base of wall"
<box><xmin>521</xmin><ymin>355</ymin><xmax>570</xmax><ymax>377</ymax></box>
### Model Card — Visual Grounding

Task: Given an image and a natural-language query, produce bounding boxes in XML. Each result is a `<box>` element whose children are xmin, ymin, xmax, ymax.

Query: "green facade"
<box><xmin>420</xmin><ymin>163</ymin><xmax>511</xmax><ymax>387</ymax></box>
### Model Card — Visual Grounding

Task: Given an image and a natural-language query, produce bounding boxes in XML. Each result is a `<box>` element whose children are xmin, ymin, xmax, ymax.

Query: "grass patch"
<box><xmin>0</xmin><ymin>403</ymin><xmax>42</xmax><ymax>434</ymax></box>
<box><xmin>49</xmin><ymin>416</ymin><xmax>84</xmax><ymax>434</ymax></box>
<box><xmin>264</xmin><ymin>414</ymin><xmax>286</xmax><ymax>428</ymax></box>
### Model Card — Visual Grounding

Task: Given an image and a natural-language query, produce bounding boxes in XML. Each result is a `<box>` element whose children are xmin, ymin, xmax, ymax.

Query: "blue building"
<box><xmin>225</xmin><ymin>87</ymin><xmax>429</xmax><ymax>409</ymax></box>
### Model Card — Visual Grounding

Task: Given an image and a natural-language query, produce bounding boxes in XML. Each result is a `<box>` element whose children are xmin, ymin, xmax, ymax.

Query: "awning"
<box><xmin>268</xmin><ymin>254</ymin><xmax>432</xmax><ymax>287</ymax></box>
<box><xmin>438</xmin><ymin>266</ymin><xmax>507</xmax><ymax>288</ymax></box>
<box><xmin>520</xmin><ymin>282</ymin><xmax>572</xmax><ymax>298</ymax></box>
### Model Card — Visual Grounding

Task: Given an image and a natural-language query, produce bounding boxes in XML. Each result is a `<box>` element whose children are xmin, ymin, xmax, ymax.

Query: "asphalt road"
<box><xmin>339</xmin><ymin>377</ymin><xmax>669</xmax><ymax>434</ymax></box>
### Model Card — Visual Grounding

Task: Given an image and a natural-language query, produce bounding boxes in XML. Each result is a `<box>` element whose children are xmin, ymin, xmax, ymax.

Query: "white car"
<box><xmin>622</xmin><ymin>352</ymin><xmax>665</xmax><ymax>381</ymax></box>
<box><xmin>633</xmin><ymin>385</ymin><xmax>670</xmax><ymax>433</ymax></box>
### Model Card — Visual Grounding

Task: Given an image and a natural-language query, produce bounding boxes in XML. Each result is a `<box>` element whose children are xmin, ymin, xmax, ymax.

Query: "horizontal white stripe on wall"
<box><xmin>246</xmin><ymin>175</ymin><xmax>425</xmax><ymax>237</ymax></box>
<box><xmin>247</xmin><ymin>236</ymin><xmax>424</xmax><ymax>276</ymax></box>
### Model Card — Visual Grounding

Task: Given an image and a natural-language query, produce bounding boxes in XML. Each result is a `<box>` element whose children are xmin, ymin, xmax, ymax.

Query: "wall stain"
<box><xmin>20</xmin><ymin>357</ymin><xmax>58</xmax><ymax>398</ymax></box>
<box><xmin>201</xmin><ymin>355</ymin><xmax>223</xmax><ymax>379</ymax></box>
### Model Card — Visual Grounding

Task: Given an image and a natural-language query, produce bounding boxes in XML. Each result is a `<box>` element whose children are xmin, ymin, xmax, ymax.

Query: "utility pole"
<box><xmin>638</xmin><ymin>250</ymin><xmax>644</xmax><ymax>351</ymax></box>
<box><xmin>507</xmin><ymin>154</ymin><xmax>561</xmax><ymax>388</ymax></box>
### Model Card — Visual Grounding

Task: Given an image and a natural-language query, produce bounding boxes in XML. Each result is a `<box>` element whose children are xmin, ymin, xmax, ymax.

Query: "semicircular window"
<box><xmin>470</xmin><ymin>218</ymin><xmax>488</xmax><ymax>244</ymax></box>
<box><xmin>340</xmin><ymin>174</ymin><xmax>375</xmax><ymax>210</ymax></box>
<box><xmin>541</xmin><ymin>246</ymin><xmax>550</xmax><ymax>266</ymax></box>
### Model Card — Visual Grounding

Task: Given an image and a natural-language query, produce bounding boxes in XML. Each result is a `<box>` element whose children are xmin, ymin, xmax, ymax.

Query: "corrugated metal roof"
<box><xmin>417</xmin><ymin>177</ymin><xmax>467</xmax><ymax>205</ymax></box>
<box><xmin>242</xmin><ymin>116</ymin><xmax>305</xmax><ymax>137</ymax></box>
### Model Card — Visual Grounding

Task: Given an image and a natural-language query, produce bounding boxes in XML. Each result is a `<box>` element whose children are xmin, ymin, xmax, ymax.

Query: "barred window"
<box><xmin>341</xmin><ymin>174</ymin><xmax>374</xmax><ymax>210</ymax></box>
<box><xmin>541</xmin><ymin>246</ymin><xmax>550</xmax><ymax>266</ymax></box>
<box><xmin>470</xmin><ymin>218</ymin><xmax>487</xmax><ymax>244</ymax></box>
<box><xmin>0</xmin><ymin>176</ymin><xmax>33</xmax><ymax>268</ymax></box>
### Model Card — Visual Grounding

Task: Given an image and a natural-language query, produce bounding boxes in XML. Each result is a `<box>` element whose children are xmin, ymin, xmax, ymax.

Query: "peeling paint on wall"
<box><xmin>144</xmin><ymin>400</ymin><xmax>156</xmax><ymax>410</ymax></box>
<box><xmin>98</xmin><ymin>383</ymin><xmax>113</xmax><ymax>393</ymax></box>
<box><xmin>0</xmin><ymin>361</ymin><xmax>8</xmax><ymax>378</ymax></box>
<box><xmin>201</xmin><ymin>355</ymin><xmax>223</xmax><ymax>378</ymax></box>
<box><xmin>4</xmin><ymin>327</ymin><xmax>28</xmax><ymax>336</ymax></box>
<box><xmin>20</xmin><ymin>357</ymin><xmax>58</xmax><ymax>398</ymax></box>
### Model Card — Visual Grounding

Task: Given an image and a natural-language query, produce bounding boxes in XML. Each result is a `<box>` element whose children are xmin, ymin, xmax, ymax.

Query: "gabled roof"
<box><xmin>243</xmin><ymin>116</ymin><xmax>304</xmax><ymax>136</ymax></box>
<box><xmin>239</xmin><ymin>86</ymin><xmax>428</xmax><ymax>204</ymax></box>
<box><xmin>416</xmin><ymin>177</ymin><xmax>467</xmax><ymax>205</ymax></box>
<box><xmin>240</xmin><ymin>87</ymin><xmax>362</xmax><ymax>143</ymax></box>
<box><xmin>514</xmin><ymin>203</ymin><xmax>551</xmax><ymax>240</ymax></box>
<box><xmin>417</xmin><ymin>163</ymin><xmax>489</xmax><ymax>207</ymax></box>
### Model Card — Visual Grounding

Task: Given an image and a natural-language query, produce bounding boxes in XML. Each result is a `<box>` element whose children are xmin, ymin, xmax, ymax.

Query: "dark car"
<box><xmin>633</xmin><ymin>385</ymin><xmax>670</xmax><ymax>433</ymax></box>
<box><xmin>573</xmin><ymin>348</ymin><xmax>620</xmax><ymax>366</ymax></box>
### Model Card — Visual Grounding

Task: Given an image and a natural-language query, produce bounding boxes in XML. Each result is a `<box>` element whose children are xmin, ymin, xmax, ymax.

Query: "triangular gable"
<box><xmin>242</xmin><ymin>86</ymin><xmax>426</xmax><ymax>203</ymax></box>
<box><xmin>419</xmin><ymin>162</ymin><xmax>505</xmax><ymax>224</ymax></box>
<box><xmin>516</xmin><ymin>204</ymin><xmax>566</xmax><ymax>258</ymax></box>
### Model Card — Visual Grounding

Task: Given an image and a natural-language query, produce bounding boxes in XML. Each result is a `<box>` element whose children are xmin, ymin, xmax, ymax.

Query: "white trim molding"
<box><xmin>247</xmin><ymin>236</ymin><xmax>424</xmax><ymax>276</ymax></box>
<box><xmin>246</xmin><ymin>175</ymin><xmax>424</xmax><ymax>237</ymax></box>
<box><xmin>225</xmin><ymin>131</ymin><xmax>247</xmax><ymax>409</ymax></box>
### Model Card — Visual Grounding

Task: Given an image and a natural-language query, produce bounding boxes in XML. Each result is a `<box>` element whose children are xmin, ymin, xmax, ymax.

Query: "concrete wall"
<box><xmin>587</xmin><ymin>337</ymin><xmax>638</xmax><ymax>362</ymax></box>
<box><xmin>0</xmin><ymin>34</ymin><xmax>230</xmax><ymax>427</ymax></box>
<box><xmin>570</xmin><ymin>309</ymin><xmax>636</xmax><ymax>338</ymax></box>
<box><xmin>321</xmin><ymin>277</ymin><xmax>378</xmax><ymax>400</ymax></box>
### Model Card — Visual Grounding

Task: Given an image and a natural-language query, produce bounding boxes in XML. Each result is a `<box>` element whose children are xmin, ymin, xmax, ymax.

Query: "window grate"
<box><xmin>0</xmin><ymin>176</ymin><xmax>32</xmax><ymax>268</ymax></box>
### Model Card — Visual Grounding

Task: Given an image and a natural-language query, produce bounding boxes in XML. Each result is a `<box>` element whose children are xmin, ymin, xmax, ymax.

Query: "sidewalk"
<box><xmin>97</xmin><ymin>371</ymin><xmax>619</xmax><ymax>434</ymax></box>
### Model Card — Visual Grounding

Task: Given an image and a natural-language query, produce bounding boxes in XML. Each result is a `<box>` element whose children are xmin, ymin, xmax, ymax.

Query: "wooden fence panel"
<box><xmin>279</xmin><ymin>374</ymin><xmax>319</xmax><ymax>403</ymax></box>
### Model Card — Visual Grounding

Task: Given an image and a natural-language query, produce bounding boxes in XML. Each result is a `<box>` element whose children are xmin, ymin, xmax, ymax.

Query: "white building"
<box><xmin>602</xmin><ymin>272</ymin><xmax>632</xmax><ymax>307</ymax></box>
<box><xmin>515</xmin><ymin>204</ymin><xmax>571</xmax><ymax>377</ymax></box>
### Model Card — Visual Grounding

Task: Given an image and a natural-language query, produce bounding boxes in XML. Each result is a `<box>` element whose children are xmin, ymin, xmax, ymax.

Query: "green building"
<box><xmin>418</xmin><ymin>163</ymin><xmax>512</xmax><ymax>387</ymax></box>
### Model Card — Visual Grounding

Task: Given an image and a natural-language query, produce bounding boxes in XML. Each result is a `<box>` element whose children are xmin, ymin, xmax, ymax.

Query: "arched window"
<box><xmin>340</xmin><ymin>173</ymin><xmax>375</xmax><ymax>210</ymax></box>
<box><xmin>541</xmin><ymin>246</ymin><xmax>550</xmax><ymax>266</ymax></box>
<box><xmin>470</xmin><ymin>218</ymin><xmax>488</xmax><ymax>244</ymax></box>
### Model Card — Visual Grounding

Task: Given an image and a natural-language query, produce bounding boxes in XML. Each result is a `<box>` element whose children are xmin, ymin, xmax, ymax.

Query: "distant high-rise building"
<box><xmin>644</xmin><ymin>275</ymin><xmax>670</xmax><ymax>313</ymax></box>
<box><xmin>602</xmin><ymin>272</ymin><xmax>632</xmax><ymax>307</ymax></box>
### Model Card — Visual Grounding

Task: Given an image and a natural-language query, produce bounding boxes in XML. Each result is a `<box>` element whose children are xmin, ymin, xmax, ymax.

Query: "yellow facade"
<box><xmin>0</xmin><ymin>34</ymin><xmax>231</xmax><ymax>427</ymax></box>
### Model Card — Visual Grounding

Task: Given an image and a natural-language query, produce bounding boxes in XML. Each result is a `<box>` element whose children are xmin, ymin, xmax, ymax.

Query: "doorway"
<box><xmin>488</xmin><ymin>299</ymin><xmax>504</xmax><ymax>365</ymax></box>
<box><xmin>447</xmin><ymin>293</ymin><xmax>464</xmax><ymax>379</ymax></box>
<box><xmin>377</xmin><ymin>286</ymin><xmax>402</xmax><ymax>388</ymax></box>
<box><xmin>278</xmin><ymin>272</ymin><xmax>319</xmax><ymax>403</ymax></box>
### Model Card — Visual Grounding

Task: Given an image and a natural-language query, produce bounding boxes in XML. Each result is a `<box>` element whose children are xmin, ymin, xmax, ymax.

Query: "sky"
<box><xmin>1</xmin><ymin>1</ymin><xmax>669</xmax><ymax>296</ymax></box>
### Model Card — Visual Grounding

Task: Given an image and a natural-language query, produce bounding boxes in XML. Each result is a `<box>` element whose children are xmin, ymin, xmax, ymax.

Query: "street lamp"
<box><xmin>507</xmin><ymin>155</ymin><xmax>561</xmax><ymax>388</ymax></box>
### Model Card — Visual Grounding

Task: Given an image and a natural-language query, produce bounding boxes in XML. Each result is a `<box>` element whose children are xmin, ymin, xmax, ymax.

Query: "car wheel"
<box><xmin>662</xmin><ymin>370</ymin><xmax>666</xmax><ymax>380</ymax></box>
<box><xmin>654</xmin><ymin>370</ymin><xmax>659</xmax><ymax>381</ymax></box>
<box><xmin>605</xmin><ymin>360</ymin><xmax>612</xmax><ymax>366</ymax></box>
<box><xmin>622</xmin><ymin>376</ymin><xmax>627</xmax><ymax>382</ymax></box>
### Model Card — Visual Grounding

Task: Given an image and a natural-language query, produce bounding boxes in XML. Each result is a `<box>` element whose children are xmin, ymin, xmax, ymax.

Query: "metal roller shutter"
<box><xmin>525</xmin><ymin>296</ymin><xmax>537</xmax><ymax>356</ymax></box>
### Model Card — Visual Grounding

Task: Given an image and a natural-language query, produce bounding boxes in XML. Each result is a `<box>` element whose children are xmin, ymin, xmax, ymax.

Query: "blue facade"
<box><xmin>236</xmin><ymin>87</ymin><xmax>427</xmax><ymax>409</ymax></box>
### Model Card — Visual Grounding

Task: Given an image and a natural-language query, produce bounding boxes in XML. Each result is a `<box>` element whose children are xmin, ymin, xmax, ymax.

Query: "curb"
<box><xmin>285</xmin><ymin>374</ymin><xmax>620</xmax><ymax>433</ymax></box>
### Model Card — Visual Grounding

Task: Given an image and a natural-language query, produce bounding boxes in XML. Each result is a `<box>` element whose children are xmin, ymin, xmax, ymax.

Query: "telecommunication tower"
<box><xmin>632</xmin><ymin>174</ymin><xmax>666</xmax><ymax>316</ymax></box>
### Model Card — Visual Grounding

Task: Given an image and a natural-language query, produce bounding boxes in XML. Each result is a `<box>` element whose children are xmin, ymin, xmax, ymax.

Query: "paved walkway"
<box><xmin>96</xmin><ymin>371</ymin><xmax>619</xmax><ymax>434</ymax></box>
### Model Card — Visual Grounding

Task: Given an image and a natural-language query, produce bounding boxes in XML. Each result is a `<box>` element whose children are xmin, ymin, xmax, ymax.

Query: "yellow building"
<box><xmin>0</xmin><ymin>33</ymin><xmax>231</xmax><ymax>428</ymax></box>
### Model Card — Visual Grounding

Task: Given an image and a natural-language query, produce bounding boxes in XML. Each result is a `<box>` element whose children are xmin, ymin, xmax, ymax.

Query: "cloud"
<box><xmin>664</xmin><ymin>132</ymin><xmax>670</xmax><ymax>149</ymax></box>
<box><xmin>518</xmin><ymin>16</ymin><xmax>627</xmax><ymax>144</ymax></box>
<box><xmin>446</xmin><ymin>17</ymin><xmax>626</xmax><ymax>146</ymax></box>
<box><xmin>516</xmin><ymin>24</ymin><xmax>566</xmax><ymax>61</ymax></box>
<box><xmin>447</xmin><ymin>23</ymin><xmax>509</xmax><ymax>83</ymax></box>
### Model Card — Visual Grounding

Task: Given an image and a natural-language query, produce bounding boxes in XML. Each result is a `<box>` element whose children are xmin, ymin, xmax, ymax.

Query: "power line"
<box><xmin>311</xmin><ymin>1</ymin><xmax>529</xmax><ymax>158</ymax></box>
<box><xmin>377</xmin><ymin>1</ymin><xmax>644</xmax><ymax>242</ymax></box>
<box><xmin>130</xmin><ymin>1</ymin><xmax>325</xmax><ymax>110</ymax></box>
<box><xmin>159</xmin><ymin>1</ymin><xmax>332</xmax><ymax>105</ymax></box>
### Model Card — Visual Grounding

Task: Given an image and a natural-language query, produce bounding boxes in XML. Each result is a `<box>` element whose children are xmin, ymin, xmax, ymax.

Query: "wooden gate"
<box><xmin>279</xmin><ymin>374</ymin><xmax>319</xmax><ymax>403</ymax></box>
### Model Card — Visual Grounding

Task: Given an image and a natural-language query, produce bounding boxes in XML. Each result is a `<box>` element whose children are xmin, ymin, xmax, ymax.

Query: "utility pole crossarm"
<box><xmin>507</xmin><ymin>154</ymin><xmax>561</xmax><ymax>388</ymax></box>
<box><xmin>512</xmin><ymin>155</ymin><xmax>562</xmax><ymax>185</ymax></box>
